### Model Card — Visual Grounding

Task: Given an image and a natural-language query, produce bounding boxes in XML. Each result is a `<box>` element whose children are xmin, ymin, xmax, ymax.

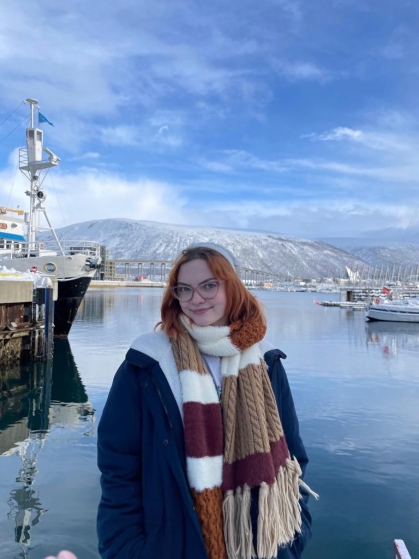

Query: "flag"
<box><xmin>381</xmin><ymin>286</ymin><xmax>391</xmax><ymax>295</ymax></box>
<box><xmin>38</xmin><ymin>112</ymin><xmax>54</xmax><ymax>126</ymax></box>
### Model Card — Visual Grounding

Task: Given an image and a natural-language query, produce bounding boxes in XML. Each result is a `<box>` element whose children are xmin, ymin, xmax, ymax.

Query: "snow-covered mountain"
<box><xmin>47</xmin><ymin>218</ymin><xmax>370</xmax><ymax>278</ymax></box>
<box><xmin>324</xmin><ymin>238</ymin><xmax>419</xmax><ymax>266</ymax></box>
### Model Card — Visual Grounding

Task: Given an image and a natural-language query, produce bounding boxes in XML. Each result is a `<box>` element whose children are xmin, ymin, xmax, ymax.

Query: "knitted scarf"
<box><xmin>171</xmin><ymin>314</ymin><xmax>318</xmax><ymax>559</ymax></box>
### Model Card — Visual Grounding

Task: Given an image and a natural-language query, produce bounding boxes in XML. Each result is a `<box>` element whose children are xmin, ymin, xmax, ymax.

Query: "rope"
<box><xmin>0</xmin><ymin>115</ymin><xmax>29</xmax><ymax>145</ymax></box>
<box><xmin>0</xmin><ymin>101</ymin><xmax>24</xmax><ymax>128</ymax></box>
<box><xmin>6</xmin><ymin>159</ymin><xmax>20</xmax><ymax>207</ymax></box>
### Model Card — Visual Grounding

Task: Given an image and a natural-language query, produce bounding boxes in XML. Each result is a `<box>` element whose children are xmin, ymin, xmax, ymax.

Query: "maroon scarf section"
<box><xmin>222</xmin><ymin>437</ymin><xmax>289</xmax><ymax>492</ymax></box>
<box><xmin>183</xmin><ymin>401</ymin><xmax>223</xmax><ymax>459</ymax></box>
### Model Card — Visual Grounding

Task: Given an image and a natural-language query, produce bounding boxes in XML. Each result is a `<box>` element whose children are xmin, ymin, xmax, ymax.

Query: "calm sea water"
<box><xmin>1</xmin><ymin>289</ymin><xmax>419</xmax><ymax>559</ymax></box>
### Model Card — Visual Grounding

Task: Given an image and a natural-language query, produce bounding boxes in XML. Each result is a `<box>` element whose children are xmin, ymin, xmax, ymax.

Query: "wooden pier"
<box><xmin>0</xmin><ymin>278</ymin><xmax>57</xmax><ymax>367</ymax></box>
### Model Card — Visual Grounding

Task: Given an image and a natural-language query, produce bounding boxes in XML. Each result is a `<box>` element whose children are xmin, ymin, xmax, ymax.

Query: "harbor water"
<box><xmin>1</xmin><ymin>289</ymin><xmax>419</xmax><ymax>559</ymax></box>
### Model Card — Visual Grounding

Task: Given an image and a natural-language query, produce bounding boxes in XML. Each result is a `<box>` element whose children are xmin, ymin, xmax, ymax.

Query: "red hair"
<box><xmin>157</xmin><ymin>247</ymin><xmax>266</xmax><ymax>338</ymax></box>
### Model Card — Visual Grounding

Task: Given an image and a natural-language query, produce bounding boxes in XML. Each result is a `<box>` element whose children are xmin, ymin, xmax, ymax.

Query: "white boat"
<box><xmin>0</xmin><ymin>99</ymin><xmax>101</xmax><ymax>337</ymax></box>
<box><xmin>365</xmin><ymin>296</ymin><xmax>419</xmax><ymax>323</ymax></box>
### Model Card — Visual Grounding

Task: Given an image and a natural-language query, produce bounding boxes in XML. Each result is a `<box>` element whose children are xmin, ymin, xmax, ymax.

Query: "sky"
<box><xmin>0</xmin><ymin>0</ymin><xmax>419</xmax><ymax>241</ymax></box>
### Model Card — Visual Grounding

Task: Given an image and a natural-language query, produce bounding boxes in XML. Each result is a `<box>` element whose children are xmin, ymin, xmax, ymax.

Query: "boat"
<box><xmin>314</xmin><ymin>300</ymin><xmax>341</xmax><ymax>307</ymax></box>
<box><xmin>314</xmin><ymin>300</ymin><xmax>365</xmax><ymax>310</ymax></box>
<box><xmin>0</xmin><ymin>99</ymin><xmax>101</xmax><ymax>337</ymax></box>
<box><xmin>365</xmin><ymin>294</ymin><xmax>419</xmax><ymax>323</ymax></box>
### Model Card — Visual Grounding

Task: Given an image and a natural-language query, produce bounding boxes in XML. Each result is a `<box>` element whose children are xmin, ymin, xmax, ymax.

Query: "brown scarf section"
<box><xmin>171</xmin><ymin>315</ymin><xmax>318</xmax><ymax>559</ymax></box>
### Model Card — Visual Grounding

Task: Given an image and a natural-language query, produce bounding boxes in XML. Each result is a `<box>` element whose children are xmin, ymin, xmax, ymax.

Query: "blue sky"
<box><xmin>0</xmin><ymin>0</ymin><xmax>419</xmax><ymax>240</ymax></box>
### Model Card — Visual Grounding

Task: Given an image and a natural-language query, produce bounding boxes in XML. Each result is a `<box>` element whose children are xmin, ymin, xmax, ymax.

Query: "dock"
<box><xmin>394</xmin><ymin>540</ymin><xmax>412</xmax><ymax>559</ymax></box>
<box><xmin>89</xmin><ymin>280</ymin><xmax>165</xmax><ymax>288</ymax></box>
<box><xmin>0</xmin><ymin>270</ymin><xmax>57</xmax><ymax>367</ymax></box>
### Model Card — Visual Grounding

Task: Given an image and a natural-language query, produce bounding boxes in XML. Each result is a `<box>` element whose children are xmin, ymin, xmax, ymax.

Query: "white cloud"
<box><xmin>202</xmin><ymin>150</ymin><xmax>287</xmax><ymax>173</ymax></box>
<box><xmin>1</xmin><ymin>147</ymin><xmax>418</xmax><ymax>240</ymax></box>
<box><xmin>71</xmin><ymin>152</ymin><xmax>101</xmax><ymax>161</ymax></box>
<box><xmin>99</xmin><ymin>126</ymin><xmax>141</xmax><ymax>147</ymax></box>
<box><xmin>274</xmin><ymin>0</ymin><xmax>302</xmax><ymax>23</ymax></box>
<box><xmin>275</xmin><ymin>61</ymin><xmax>328</xmax><ymax>81</ymax></box>
<box><xmin>0</xmin><ymin>156</ymin><xmax>188</xmax><ymax>227</ymax></box>
<box><xmin>0</xmin><ymin>2</ymin><xmax>278</xmax><ymax>126</ymax></box>
<box><xmin>199</xmin><ymin>148</ymin><xmax>419</xmax><ymax>187</ymax></box>
<box><xmin>198</xmin><ymin>198</ymin><xmax>418</xmax><ymax>238</ymax></box>
<box><xmin>313</xmin><ymin>127</ymin><xmax>363</xmax><ymax>142</ymax></box>
<box><xmin>307</xmin><ymin>126</ymin><xmax>414</xmax><ymax>153</ymax></box>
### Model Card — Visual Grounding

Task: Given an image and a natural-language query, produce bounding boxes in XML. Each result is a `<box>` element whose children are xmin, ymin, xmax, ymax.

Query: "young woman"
<box><xmin>97</xmin><ymin>243</ymin><xmax>317</xmax><ymax>559</ymax></box>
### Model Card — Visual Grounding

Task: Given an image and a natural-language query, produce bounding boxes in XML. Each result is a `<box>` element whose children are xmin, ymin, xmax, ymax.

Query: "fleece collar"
<box><xmin>130</xmin><ymin>331</ymin><xmax>183</xmax><ymax>416</ymax></box>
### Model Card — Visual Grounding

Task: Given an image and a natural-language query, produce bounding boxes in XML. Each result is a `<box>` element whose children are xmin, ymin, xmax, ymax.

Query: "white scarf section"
<box><xmin>180</xmin><ymin>315</ymin><xmax>263</xmax><ymax>378</ymax></box>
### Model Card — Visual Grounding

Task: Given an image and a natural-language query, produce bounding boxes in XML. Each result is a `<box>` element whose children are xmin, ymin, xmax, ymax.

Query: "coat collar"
<box><xmin>128</xmin><ymin>331</ymin><xmax>183</xmax><ymax>417</ymax></box>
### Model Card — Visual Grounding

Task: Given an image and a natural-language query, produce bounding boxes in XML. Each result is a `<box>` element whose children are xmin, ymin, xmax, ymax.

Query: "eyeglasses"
<box><xmin>171</xmin><ymin>280</ymin><xmax>224</xmax><ymax>302</ymax></box>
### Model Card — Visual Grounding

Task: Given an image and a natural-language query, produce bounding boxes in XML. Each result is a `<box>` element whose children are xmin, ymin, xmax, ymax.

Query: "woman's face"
<box><xmin>176</xmin><ymin>258</ymin><xmax>228</xmax><ymax>327</ymax></box>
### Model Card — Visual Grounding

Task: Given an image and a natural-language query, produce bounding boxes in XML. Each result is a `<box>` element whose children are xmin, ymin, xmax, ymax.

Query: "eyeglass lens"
<box><xmin>173</xmin><ymin>281</ymin><xmax>220</xmax><ymax>301</ymax></box>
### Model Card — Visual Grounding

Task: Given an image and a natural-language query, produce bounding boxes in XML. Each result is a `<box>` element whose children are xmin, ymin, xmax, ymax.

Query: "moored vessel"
<box><xmin>0</xmin><ymin>99</ymin><xmax>101</xmax><ymax>337</ymax></box>
<box><xmin>365</xmin><ymin>292</ymin><xmax>419</xmax><ymax>323</ymax></box>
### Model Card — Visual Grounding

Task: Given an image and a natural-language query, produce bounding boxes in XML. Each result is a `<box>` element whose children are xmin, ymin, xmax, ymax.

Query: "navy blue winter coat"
<box><xmin>97</xmin><ymin>333</ymin><xmax>313</xmax><ymax>558</ymax></box>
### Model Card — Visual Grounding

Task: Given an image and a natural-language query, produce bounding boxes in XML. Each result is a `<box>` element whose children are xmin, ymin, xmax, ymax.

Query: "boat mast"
<box><xmin>19</xmin><ymin>99</ymin><xmax>63</xmax><ymax>255</ymax></box>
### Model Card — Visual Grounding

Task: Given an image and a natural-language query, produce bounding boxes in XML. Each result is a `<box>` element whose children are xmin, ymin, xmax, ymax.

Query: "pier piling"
<box><xmin>0</xmin><ymin>279</ymin><xmax>56</xmax><ymax>368</ymax></box>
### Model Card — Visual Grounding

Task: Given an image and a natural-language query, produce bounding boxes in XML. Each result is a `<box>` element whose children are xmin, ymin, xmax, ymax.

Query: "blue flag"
<box><xmin>38</xmin><ymin>112</ymin><xmax>54</xmax><ymax>126</ymax></box>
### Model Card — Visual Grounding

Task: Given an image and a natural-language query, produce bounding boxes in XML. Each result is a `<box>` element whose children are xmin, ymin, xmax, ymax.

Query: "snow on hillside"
<box><xmin>326</xmin><ymin>240</ymin><xmax>419</xmax><ymax>267</ymax></box>
<box><xmin>45</xmin><ymin>218</ymin><xmax>369</xmax><ymax>278</ymax></box>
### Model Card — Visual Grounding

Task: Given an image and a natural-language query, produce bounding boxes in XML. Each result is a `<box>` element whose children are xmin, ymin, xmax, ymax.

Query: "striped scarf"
<box><xmin>171</xmin><ymin>315</ymin><xmax>317</xmax><ymax>559</ymax></box>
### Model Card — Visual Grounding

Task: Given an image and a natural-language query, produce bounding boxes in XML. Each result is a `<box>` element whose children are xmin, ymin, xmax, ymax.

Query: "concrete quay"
<box><xmin>89</xmin><ymin>280</ymin><xmax>165</xmax><ymax>288</ymax></box>
<box><xmin>0</xmin><ymin>278</ymin><xmax>57</xmax><ymax>368</ymax></box>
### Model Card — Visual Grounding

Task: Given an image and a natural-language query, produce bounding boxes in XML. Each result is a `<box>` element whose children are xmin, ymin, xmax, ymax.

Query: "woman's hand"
<box><xmin>44</xmin><ymin>552</ymin><xmax>78</xmax><ymax>559</ymax></box>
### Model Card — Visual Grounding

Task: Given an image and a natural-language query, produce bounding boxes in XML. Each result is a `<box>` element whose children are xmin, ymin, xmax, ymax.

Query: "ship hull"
<box><xmin>365</xmin><ymin>304</ymin><xmax>419</xmax><ymax>323</ymax></box>
<box><xmin>54</xmin><ymin>275</ymin><xmax>93</xmax><ymax>337</ymax></box>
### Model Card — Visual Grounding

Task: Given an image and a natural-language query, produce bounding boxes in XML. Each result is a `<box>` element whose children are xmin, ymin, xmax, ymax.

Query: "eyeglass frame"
<box><xmin>171</xmin><ymin>279</ymin><xmax>225</xmax><ymax>302</ymax></box>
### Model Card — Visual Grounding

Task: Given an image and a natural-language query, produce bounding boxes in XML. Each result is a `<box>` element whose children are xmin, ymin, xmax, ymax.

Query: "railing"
<box><xmin>18</xmin><ymin>147</ymin><xmax>28</xmax><ymax>169</ymax></box>
<box><xmin>3</xmin><ymin>239</ymin><xmax>101</xmax><ymax>259</ymax></box>
<box><xmin>394</xmin><ymin>540</ymin><xmax>412</xmax><ymax>559</ymax></box>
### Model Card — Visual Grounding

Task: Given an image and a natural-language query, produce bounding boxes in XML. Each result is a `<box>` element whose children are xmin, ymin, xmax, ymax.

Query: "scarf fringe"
<box><xmin>257</xmin><ymin>463</ymin><xmax>301</xmax><ymax>559</ymax></box>
<box><xmin>223</xmin><ymin>490</ymin><xmax>238</xmax><ymax>558</ymax></box>
<box><xmin>224</xmin><ymin>458</ymin><xmax>318</xmax><ymax>559</ymax></box>
<box><xmin>240</xmin><ymin>485</ymin><xmax>256</xmax><ymax>559</ymax></box>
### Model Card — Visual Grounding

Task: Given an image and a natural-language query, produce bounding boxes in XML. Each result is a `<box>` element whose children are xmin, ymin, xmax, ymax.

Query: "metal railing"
<box><xmin>18</xmin><ymin>147</ymin><xmax>28</xmax><ymax>168</ymax></box>
<box><xmin>1</xmin><ymin>239</ymin><xmax>101</xmax><ymax>259</ymax></box>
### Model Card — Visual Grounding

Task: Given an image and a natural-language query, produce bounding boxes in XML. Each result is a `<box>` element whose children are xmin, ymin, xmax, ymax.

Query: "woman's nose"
<box><xmin>190</xmin><ymin>288</ymin><xmax>205</xmax><ymax>303</ymax></box>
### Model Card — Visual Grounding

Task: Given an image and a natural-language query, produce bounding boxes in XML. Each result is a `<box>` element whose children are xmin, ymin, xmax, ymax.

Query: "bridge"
<box><xmin>102</xmin><ymin>259</ymin><xmax>282</xmax><ymax>286</ymax></box>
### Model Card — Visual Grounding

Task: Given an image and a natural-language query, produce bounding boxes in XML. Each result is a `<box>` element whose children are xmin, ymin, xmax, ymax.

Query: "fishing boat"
<box><xmin>0</xmin><ymin>99</ymin><xmax>101</xmax><ymax>337</ymax></box>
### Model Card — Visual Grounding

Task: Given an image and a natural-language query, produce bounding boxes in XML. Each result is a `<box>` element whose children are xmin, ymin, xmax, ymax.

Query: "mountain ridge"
<box><xmin>45</xmin><ymin>218</ymin><xmax>371</xmax><ymax>278</ymax></box>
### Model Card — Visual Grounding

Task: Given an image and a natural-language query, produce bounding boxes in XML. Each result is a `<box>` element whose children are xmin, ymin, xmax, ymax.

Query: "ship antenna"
<box><xmin>20</xmin><ymin>99</ymin><xmax>63</xmax><ymax>255</ymax></box>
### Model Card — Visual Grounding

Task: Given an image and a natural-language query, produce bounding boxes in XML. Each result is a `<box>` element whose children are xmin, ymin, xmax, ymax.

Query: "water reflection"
<box><xmin>366</xmin><ymin>321</ymin><xmax>419</xmax><ymax>358</ymax></box>
<box><xmin>77</xmin><ymin>291</ymin><xmax>115</xmax><ymax>323</ymax></box>
<box><xmin>0</xmin><ymin>340</ymin><xmax>94</xmax><ymax>558</ymax></box>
